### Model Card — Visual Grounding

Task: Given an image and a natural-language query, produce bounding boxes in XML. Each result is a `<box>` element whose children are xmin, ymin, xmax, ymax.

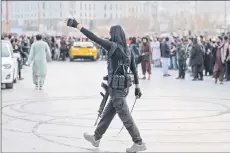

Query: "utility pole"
<box><xmin>224</xmin><ymin>0</ymin><xmax>227</xmax><ymax>33</ymax></box>
<box><xmin>195</xmin><ymin>0</ymin><xmax>198</xmax><ymax>35</ymax></box>
<box><xmin>5</xmin><ymin>0</ymin><xmax>9</xmax><ymax>33</ymax></box>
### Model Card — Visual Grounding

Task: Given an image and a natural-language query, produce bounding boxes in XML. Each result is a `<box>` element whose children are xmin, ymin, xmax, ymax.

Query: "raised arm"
<box><xmin>65</xmin><ymin>18</ymin><xmax>112</xmax><ymax>51</ymax></box>
<box><xmin>79</xmin><ymin>27</ymin><xmax>112</xmax><ymax>51</ymax></box>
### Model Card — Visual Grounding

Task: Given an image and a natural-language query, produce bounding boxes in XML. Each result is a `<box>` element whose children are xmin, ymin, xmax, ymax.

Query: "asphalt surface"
<box><xmin>2</xmin><ymin>60</ymin><xmax>230</xmax><ymax>152</ymax></box>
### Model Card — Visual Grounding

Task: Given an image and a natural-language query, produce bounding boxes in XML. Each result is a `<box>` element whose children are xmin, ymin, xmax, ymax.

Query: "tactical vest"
<box><xmin>107</xmin><ymin>43</ymin><xmax>132</xmax><ymax>90</ymax></box>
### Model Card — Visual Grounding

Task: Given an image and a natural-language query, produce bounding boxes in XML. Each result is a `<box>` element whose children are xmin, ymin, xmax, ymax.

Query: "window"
<box><xmin>89</xmin><ymin>4</ymin><xmax>91</xmax><ymax>10</ymax></box>
<box><xmin>104</xmin><ymin>13</ymin><xmax>106</xmax><ymax>18</ymax></box>
<box><xmin>60</xmin><ymin>12</ymin><xmax>62</xmax><ymax>17</ymax></box>
<box><xmin>104</xmin><ymin>4</ymin><xmax>106</xmax><ymax>10</ymax></box>
<box><xmin>85</xmin><ymin>4</ymin><xmax>87</xmax><ymax>10</ymax></box>
<box><xmin>110</xmin><ymin>13</ymin><xmax>112</xmax><ymax>18</ymax></box>
<box><xmin>80</xmin><ymin>2</ymin><xmax>82</xmax><ymax>9</ymax></box>
<box><xmin>116</xmin><ymin>4</ymin><xmax>118</xmax><ymax>10</ymax></box>
<box><xmin>89</xmin><ymin>13</ymin><xmax>91</xmax><ymax>18</ymax></box>
<box><xmin>110</xmin><ymin>4</ymin><xmax>112</xmax><ymax>10</ymax></box>
<box><xmin>43</xmin><ymin>3</ymin><xmax>45</xmax><ymax>9</ymax></box>
<box><xmin>43</xmin><ymin>12</ymin><xmax>45</xmax><ymax>17</ymax></box>
<box><xmin>85</xmin><ymin>13</ymin><xmax>87</xmax><ymax>17</ymax></box>
<box><xmin>80</xmin><ymin>13</ymin><xmax>82</xmax><ymax>17</ymax></box>
<box><xmin>93</xmin><ymin>4</ymin><xmax>95</xmax><ymax>10</ymax></box>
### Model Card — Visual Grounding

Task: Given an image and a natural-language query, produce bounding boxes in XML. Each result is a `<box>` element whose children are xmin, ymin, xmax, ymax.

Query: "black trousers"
<box><xmin>51</xmin><ymin>49</ymin><xmax>55</xmax><ymax>60</ymax></box>
<box><xmin>225</xmin><ymin>61</ymin><xmax>230</xmax><ymax>81</ymax></box>
<box><xmin>60</xmin><ymin>49</ymin><xmax>67</xmax><ymax>61</ymax></box>
<box><xmin>193</xmin><ymin>64</ymin><xmax>203</xmax><ymax>79</ymax></box>
<box><xmin>94</xmin><ymin>88</ymin><xmax>142</xmax><ymax>143</ymax></box>
<box><xmin>204</xmin><ymin>55</ymin><xmax>213</xmax><ymax>75</ymax></box>
<box><xmin>178</xmin><ymin>60</ymin><xmax>186</xmax><ymax>78</ymax></box>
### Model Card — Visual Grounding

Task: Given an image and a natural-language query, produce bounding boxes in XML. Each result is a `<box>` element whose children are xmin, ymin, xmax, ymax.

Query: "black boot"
<box><xmin>18</xmin><ymin>71</ymin><xmax>24</xmax><ymax>80</ymax></box>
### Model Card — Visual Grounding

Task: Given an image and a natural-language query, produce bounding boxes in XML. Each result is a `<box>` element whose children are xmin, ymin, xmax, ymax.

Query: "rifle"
<box><xmin>94</xmin><ymin>77</ymin><xmax>109</xmax><ymax>126</ymax></box>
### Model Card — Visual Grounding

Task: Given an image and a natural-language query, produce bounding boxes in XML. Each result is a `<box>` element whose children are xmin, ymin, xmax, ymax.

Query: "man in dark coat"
<box><xmin>161</xmin><ymin>37</ymin><xmax>171</xmax><ymax>77</ymax></box>
<box><xmin>176</xmin><ymin>39</ymin><xmax>186</xmax><ymax>79</ymax></box>
<box><xmin>204</xmin><ymin>39</ymin><xmax>213</xmax><ymax>76</ymax></box>
<box><xmin>190</xmin><ymin>38</ymin><xmax>204</xmax><ymax>81</ymax></box>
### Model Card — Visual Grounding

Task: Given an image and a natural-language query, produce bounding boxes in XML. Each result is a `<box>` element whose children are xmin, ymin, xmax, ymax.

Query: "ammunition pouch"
<box><xmin>110</xmin><ymin>73</ymin><xmax>133</xmax><ymax>90</ymax></box>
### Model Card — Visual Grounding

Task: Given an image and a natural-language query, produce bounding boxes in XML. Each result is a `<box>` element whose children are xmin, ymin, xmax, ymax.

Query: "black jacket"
<box><xmin>190</xmin><ymin>44</ymin><xmax>204</xmax><ymax>66</ymax></box>
<box><xmin>161</xmin><ymin>42</ymin><xmax>170</xmax><ymax>58</ymax></box>
<box><xmin>176</xmin><ymin>44</ymin><xmax>186</xmax><ymax>61</ymax></box>
<box><xmin>80</xmin><ymin>26</ymin><xmax>139</xmax><ymax>85</ymax></box>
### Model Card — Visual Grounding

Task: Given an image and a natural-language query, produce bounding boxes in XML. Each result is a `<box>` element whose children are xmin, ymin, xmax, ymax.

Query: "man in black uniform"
<box><xmin>66</xmin><ymin>19</ymin><xmax>146</xmax><ymax>153</ymax></box>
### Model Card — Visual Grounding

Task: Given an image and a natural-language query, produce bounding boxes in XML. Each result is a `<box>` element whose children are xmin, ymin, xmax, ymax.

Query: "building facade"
<box><xmin>2</xmin><ymin>1</ymin><xmax>157</xmax><ymax>33</ymax></box>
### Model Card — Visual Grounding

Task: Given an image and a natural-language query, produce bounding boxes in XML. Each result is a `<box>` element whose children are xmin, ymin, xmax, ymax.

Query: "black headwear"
<box><xmin>109</xmin><ymin>25</ymin><xmax>127</xmax><ymax>48</ymax></box>
<box><xmin>141</xmin><ymin>37</ymin><xmax>148</xmax><ymax>42</ymax></box>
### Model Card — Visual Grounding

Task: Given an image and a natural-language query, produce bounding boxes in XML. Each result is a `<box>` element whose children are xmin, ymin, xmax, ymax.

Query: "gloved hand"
<box><xmin>66</xmin><ymin>18</ymin><xmax>79</xmax><ymax>28</ymax></box>
<box><xmin>135</xmin><ymin>88</ymin><xmax>142</xmax><ymax>98</ymax></box>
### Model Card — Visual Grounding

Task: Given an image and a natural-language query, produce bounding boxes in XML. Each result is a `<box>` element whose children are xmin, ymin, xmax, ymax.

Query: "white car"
<box><xmin>1</xmin><ymin>40</ymin><xmax>19</xmax><ymax>89</ymax></box>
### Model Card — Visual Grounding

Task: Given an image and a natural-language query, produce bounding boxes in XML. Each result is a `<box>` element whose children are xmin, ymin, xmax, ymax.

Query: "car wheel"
<box><xmin>6</xmin><ymin>83</ymin><xmax>14</xmax><ymax>89</ymax></box>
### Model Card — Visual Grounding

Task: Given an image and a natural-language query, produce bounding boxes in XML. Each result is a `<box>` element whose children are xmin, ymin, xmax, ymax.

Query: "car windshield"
<box><xmin>1</xmin><ymin>43</ymin><xmax>10</xmax><ymax>57</ymax></box>
<box><xmin>73</xmin><ymin>42</ymin><xmax>94</xmax><ymax>48</ymax></box>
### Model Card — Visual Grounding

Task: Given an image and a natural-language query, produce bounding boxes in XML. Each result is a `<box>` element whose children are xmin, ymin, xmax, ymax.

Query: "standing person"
<box><xmin>161</xmin><ymin>37</ymin><xmax>171</xmax><ymax>77</ymax></box>
<box><xmin>170</xmin><ymin>42</ymin><xmax>177</xmax><ymax>70</ymax></box>
<box><xmin>204</xmin><ymin>39</ymin><xmax>213</xmax><ymax>76</ymax></box>
<box><xmin>140</xmin><ymin>37</ymin><xmax>152</xmax><ymax>80</ymax></box>
<box><xmin>226</xmin><ymin>40</ymin><xmax>230</xmax><ymax>81</ymax></box>
<box><xmin>30</xmin><ymin>35</ymin><xmax>35</xmax><ymax>45</ymax></box>
<box><xmin>60</xmin><ymin>37</ymin><xmax>67</xmax><ymax>61</ymax></box>
<box><xmin>151</xmin><ymin>37</ymin><xmax>161</xmax><ymax>67</ymax></box>
<box><xmin>51</xmin><ymin>36</ymin><xmax>57</xmax><ymax>60</ymax></box>
<box><xmin>27</xmin><ymin>34</ymin><xmax>52</xmax><ymax>90</ymax></box>
<box><xmin>66</xmin><ymin>18</ymin><xmax>146</xmax><ymax>153</ymax></box>
<box><xmin>176</xmin><ymin>39</ymin><xmax>187</xmax><ymax>79</ymax></box>
<box><xmin>213</xmin><ymin>36</ymin><xmax>225</xmax><ymax>84</ymax></box>
<box><xmin>21</xmin><ymin>36</ymin><xmax>30</xmax><ymax>65</ymax></box>
<box><xmin>223</xmin><ymin>36</ymin><xmax>230</xmax><ymax>81</ymax></box>
<box><xmin>129</xmin><ymin>37</ymin><xmax>140</xmax><ymax>66</ymax></box>
<box><xmin>185</xmin><ymin>38</ymin><xmax>193</xmax><ymax>73</ymax></box>
<box><xmin>13</xmin><ymin>43</ymin><xmax>24</xmax><ymax>80</ymax></box>
<box><xmin>190</xmin><ymin>38</ymin><xmax>204</xmax><ymax>81</ymax></box>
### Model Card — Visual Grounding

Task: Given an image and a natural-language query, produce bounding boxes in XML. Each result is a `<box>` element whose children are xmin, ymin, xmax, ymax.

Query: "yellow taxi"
<box><xmin>69</xmin><ymin>42</ymin><xmax>99</xmax><ymax>61</ymax></box>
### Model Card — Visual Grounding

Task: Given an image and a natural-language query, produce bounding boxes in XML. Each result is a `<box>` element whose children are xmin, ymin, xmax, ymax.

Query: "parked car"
<box><xmin>1</xmin><ymin>40</ymin><xmax>19</xmax><ymax>89</ymax></box>
<box><xmin>69</xmin><ymin>42</ymin><xmax>99</xmax><ymax>61</ymax></box>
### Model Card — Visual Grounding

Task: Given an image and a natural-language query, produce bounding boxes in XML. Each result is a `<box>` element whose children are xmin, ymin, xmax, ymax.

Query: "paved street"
<box><xmin>2</xmin><ymin>60</ymin><xmax>230</xmax><ymax>152</ymax></box>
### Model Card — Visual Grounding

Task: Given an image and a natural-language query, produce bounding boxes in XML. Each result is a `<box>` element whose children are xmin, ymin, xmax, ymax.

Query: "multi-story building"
<box><xmin>2</xmin><ymin>1</ymin><xmax>158</xmax><ymax>32</ymax></box>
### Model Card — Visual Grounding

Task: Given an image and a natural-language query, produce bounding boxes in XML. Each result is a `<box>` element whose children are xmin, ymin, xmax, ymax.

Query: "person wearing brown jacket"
<box><xmin>140</xmin><ymin>37</ymin><xmax>152</xmax><ymax>80</ymax></box>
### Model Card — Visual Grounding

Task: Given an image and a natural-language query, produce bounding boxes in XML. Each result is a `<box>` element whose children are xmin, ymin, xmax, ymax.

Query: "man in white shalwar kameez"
<box><xmin>27</xmin><ymin>35</ymin><xmax>52</xmax><ymax>90</ymax></box>
<box><xmin>151</xmin><ymin>38</ymin><xmax>161</xmax><ymax>67</ymax></box>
